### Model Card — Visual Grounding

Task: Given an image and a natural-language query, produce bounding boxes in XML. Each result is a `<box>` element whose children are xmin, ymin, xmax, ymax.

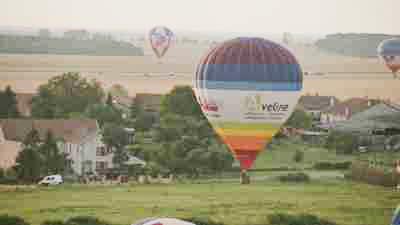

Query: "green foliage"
<box><xmin>101</xmin><ymin>123</ymin><xmax>130</xmax><ymax>170</ymax></box>
<box><xmin>106</xmin><ymin>93</ymin><xmax>113</xmax><ymax>107</ymax></box>
<box><xmin>0</xmin><ymin>85</ymin><xmax>20</xmax><ymax>118</ymax></box>
<box><xmin>108</xmin><ymin>84</ymin><xmax>129</xmax><ymax>97</ymax></box>
<box><xmin>0</xmin><ymin>214</ymin><xmax>30</xmax><ymax>225</ymax></box>
<box><xmin>293</xmin><ymin>150</ymin><xmax>304</xmax><ymax>163</ymax></box>
<box><xmin>268</xmin><ymin>213</ymin><xmax>337</xmax><ymax>225</ymax></box>
<box><xmin>325</xmin><ymin>131</ymin><xmax>358</xmax><ymax>154</ymax></box>
<box><xmin>160</xmin><ymin>86</ymin><xmax>203</xmax><ymax>118</ymax></box>
<box><xmin>285</xmin><ymin>109</ymin><xmax>312</xmax><ymax>129</ymax></box>
<box><xmin>40</xmin><ymin>131</ymin><xmax>67</xmax><ymax>175</ymax></box>
<box><xmin>14</xmin><ymin>146</ymin><xmax>42</xmax><ymax>183</ymax></box>
<box><xmin>134</xmin><ymin>113</ymin><xmax>155</xmax><ymax>131</ymax></box>
<box><xmin>85</xmin><ymin>104</ymin><xmax>123</xmax><ymax>127</ymax></box>
<box><xmin>0</xmin><ymin>34</ymin><xmax>144</xmax><ymax>56</ymax></box>
<box><xmin>278</xmin><ymin>172</ymin><xmax>310</xmax><ymax>183</ymax></box>
<box><xmin>31</xmin><ymin>72</ymin><xmax>105</xmax><ymax>118</ymax></box>
<box><xmin>129</xmin><ymin>99</ymin><xmax>143</xmax><ymax>120</ymax></box>
<box><xmin>313</xmin><ymin>161</ymin><xmax>352</xmax><ymax>170</ymax></box>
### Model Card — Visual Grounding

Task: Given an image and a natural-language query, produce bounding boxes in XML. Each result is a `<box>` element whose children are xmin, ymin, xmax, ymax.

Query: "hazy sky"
<box><xmin>1</xmin><ymin>0</ymin><xmax>399</xmax><ymax>35</ymax></box>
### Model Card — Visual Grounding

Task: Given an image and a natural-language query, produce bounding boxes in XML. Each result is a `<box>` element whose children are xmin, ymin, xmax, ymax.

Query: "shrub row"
<box><xmin>313</xmin><ymin>161</ymin><xmax>352</xmax><ymax>170</ymax></box>
<box><xmin>0</xmin><ymin>214</ymin><xmax>339</xmax><ymax>225</ymax></box>
<box><xmin>350</xmin><ymin>162</ymin><xmax>398</xmax><ymax>187</ymax></box>
<box><xmin>278</xmin><ymin>172</ymin><xmax>310</xmax><ymax>183</ymax></box>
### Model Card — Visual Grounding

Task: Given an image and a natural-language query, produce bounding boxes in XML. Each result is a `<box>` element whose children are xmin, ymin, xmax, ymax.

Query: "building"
<box><xmin>320</xmin><ymin>97</ymin><xmax>381</xmax><ymax>124</ymax></box>
<box><xmin>15</xmin><ymin>93</ymin><xmax>34</xmax><ymax>117</ymax></box>
<box><xmin>297</xmin><ymin>94</ymin><xmax>339</xmax><ymax>120</ymax></box>
<box><xmin>0</xmin><ymin>119</ymin><xmax>102</xmax><ymax>175</ymax></box>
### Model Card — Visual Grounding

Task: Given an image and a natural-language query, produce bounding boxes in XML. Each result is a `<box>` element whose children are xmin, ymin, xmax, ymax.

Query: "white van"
<box><xmin>38</xmin><ymin>174</ymin><xmax>63</xmax><ymax>185</ymax></box>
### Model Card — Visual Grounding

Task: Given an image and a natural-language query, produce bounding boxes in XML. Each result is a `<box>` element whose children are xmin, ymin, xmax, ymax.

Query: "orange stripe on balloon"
<box><xmin>220</xmin><ymin>135</ymin><xmax>271</xmax><ymax>152</ymax></box>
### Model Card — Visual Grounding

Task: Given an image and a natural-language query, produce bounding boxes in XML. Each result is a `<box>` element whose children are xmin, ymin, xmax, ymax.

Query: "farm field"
<box><xmin>0</xmin><ymin>180</ymin><xmax>397</xmax><ymax>225</ymax></box>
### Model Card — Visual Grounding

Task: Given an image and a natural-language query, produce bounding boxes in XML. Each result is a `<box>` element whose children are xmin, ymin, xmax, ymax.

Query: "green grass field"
<box><xmin>0</xmin><ymin>180</ymin><xmax>398</xmax><ymax>225</ymax></box>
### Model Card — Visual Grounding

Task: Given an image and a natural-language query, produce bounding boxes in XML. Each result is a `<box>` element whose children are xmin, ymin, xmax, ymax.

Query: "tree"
<box><xmin>134</xmin><ymin>113</ymin><xmax>155</xmax><ymax>131</ymax></box>
<box><xmin>22</xmin><ymin>128</ymin><xmax>40</xmax><ymax>148</ymax></box>
<box><xmin>285</xmin><ymin>109</ymin><xmax>313</xmax><ymax>129</ymax></box>
<box><xmin>109</xmin><ymin>84</ymin><xmax>129</xmax><ymax>97</ymax></box>
<box><xmin>106</xmin><ymin>93</ymin><xmax>113</xmax><ymax>107</ymax></box>
<box><xmin>40</xmin><ymin>130</ymin><xmax>66</xmax><ymax>175</ymax></box>
<box><xmin>14</xmin><ymin>147</ymin><xmax>42</xmax><ymax>183</ymax></box>
<box><xmin>31</xmin><ymin>72</ymin><xmax>104</xmax><ymax>118</ymax></box>
<box><xmin>129</xmin><ymin>99</ymin><xmax>143</xmax><ymax>120</ymax></box>
<box><xmin>85</xmin><ymin>104</ymin><xmax>123</xmax><ymax>127</ymax></box>
<box><xmin>160</xmin><ymin>86</ymin><xmax>203</xmax><ymax>118</ymax></box>
<box><xmin>0</xmin><ymin>86</ymin><xmax>20</xmax><ymax>118</ymax></box>
<box><xmin>101</xmin><ymin>123</ymin><xmax>130</xmax><ymax>171</ymax></box>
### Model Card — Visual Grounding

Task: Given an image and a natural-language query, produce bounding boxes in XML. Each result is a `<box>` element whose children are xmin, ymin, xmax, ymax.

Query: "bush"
<box><xmin>65</xmin><ymin>216</ymin><xmax>110</xmax><ymax>225</ymax></box>
<box><xmin>268</xmin><ymin>213</ymin><xmax>338</xmax><ymax>225</ymax></box>
<box><xmin>0</xmin><ymin>214</ymin><xmax>30</xmax><ymax>225</ymax></box>
<box><xmin>41</xmin><ymin>220</ymin><xmax>65</xmax><ymax>225</ymax></box>
<box><xmin>278</xmin><ymin>172</ymin><xmax>310</xmax><ymax>183</ymax></box>
<box><xmin>313</xmin><ymin>161</ymin><xmax>352</xmax><ymax>170</ymax></box>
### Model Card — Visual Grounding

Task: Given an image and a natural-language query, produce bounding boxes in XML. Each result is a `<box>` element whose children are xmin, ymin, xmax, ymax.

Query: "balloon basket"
<box><xmin>240</xmin><ymin>170</ymin><xmax>250</xmax><ymax>184</ymax></box>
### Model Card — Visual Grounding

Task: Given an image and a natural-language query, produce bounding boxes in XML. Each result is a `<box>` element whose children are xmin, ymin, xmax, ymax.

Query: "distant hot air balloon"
<box><xmin>149</xmin><ymin>26</ymin><xmax>174</xmax><ymax>61</ymax></box>
<box><xmin>378</xmin><ymin>38</ymin><xmax>400</xmax><ymax>79</ymax></box>
<box><xmin>392</xmin><ymin>205</ymin><xmax>400</xmax><ymax>225</ymax></box>
<box><xmin>194</xmin><ymin>37</ymin><xmax>303</xmax><ymax>183</ymax></box>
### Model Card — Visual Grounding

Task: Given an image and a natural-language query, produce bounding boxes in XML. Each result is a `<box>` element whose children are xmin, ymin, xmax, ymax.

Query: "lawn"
<box><xmin>0</xmin><ymin>180</ymin><xmax>398</xmax><ymax>225</ymax></box>
<box><xmin>253</xmin><ymin>139</ymin><xmax>354</xmax><ymax>169</ymax></box>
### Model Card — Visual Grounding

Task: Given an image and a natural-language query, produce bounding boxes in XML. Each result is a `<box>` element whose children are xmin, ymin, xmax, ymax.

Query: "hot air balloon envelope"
<box><xmin>149</xmin><ymin>26</ymin><xmax>174</xmax><ymax>59</ymax></box>
<box><xmin>392</xmin><ymin>205</ymin><xmax>400</xmax><ymax>225</ymax></box>
<box><xmin>132</xmin><ymin>218</ymin><xmax>196</xmax><ymax>225</ymax></box>
<box><xmin>378</xmin><ymin>38</ymin><xmax>400</xmax><ymax>75</ymax></box>
<box><xmin>194</xmin><ymin>37</ymin><xmax>303</xmax><ymax>170</ymax></box>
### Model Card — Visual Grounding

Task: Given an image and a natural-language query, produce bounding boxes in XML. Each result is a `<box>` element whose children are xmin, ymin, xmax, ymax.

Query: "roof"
<box><xmin>135</xmin><ymin>93</ymin><xmax>163</xmax><ymax>112</ymax></box>
<box><xmin>298</xmin><ymin>95</ymin><xmax>338</xmax><ymax>111</ymax></box>
<box><xmin>332</xmin><ymin>103</ymin><xmax>400</xmax><ymax>133</ymax></box>
<box><xmin>0</xmin><ymin>119</ymin><xmax>98</xmax><ymax>144</ymax></box>
<box><xmin>15</xmin><ymin>93</ymin><xmax>35</xmax><ymax>117</ymax></box>
<box><xmin>324</xmin><ymin>98</ymin><xmax>381</xmax><ymax>118</ymax></box>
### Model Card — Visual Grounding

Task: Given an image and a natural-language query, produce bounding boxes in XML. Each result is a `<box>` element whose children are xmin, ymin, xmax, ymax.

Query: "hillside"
<box><xmin>0</xmin><ymin>34</ymin><xmax>144</xmax><ymax>56</ymax></box>
<box><xmin>315</xmin><ymin>33</ymin><xmax>400</xmax><ymax>57</ymax></box>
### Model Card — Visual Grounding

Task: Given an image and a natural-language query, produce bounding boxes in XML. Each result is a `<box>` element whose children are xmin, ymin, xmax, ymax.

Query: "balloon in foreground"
<box><xmin>378</xmin><ymin>38</ymin><xmax>400</xmax><ymax>78</ymax></box>
<box><xmin>392</xmin><ymin>205</ymin><xmax>400</xmax><ymax>225</ymax></box>
<box><xmin>132</xmin><ymin>218</ymin><xmax>196</xmax><ymax>225</ymax></box>
<box><xmin>149</xmin><ymin>26</ymin><xmax>174</xmax><ymax>59</ymax></box>
<box><xmin>194</xmin><ymin>37</ymin><xmax>303</xmax><ymax>171</ymax></box>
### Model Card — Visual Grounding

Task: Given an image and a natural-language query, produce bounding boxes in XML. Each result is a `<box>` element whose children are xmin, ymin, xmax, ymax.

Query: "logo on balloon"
<box><xmin>243</xmin><ymin>95</ymin><xmax>289</xmax><ymax>113</ymax></box>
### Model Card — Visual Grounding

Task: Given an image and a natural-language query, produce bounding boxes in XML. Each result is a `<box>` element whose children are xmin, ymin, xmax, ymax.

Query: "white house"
<box><xmin>0</xmin><ymin>119</ymin><xmax>102</xmax><ymax>175</ymax></box>
<box><xmin>297</xmin><ymin>94</ymin><xmax>339</xmax><ymax>121</ymax></box>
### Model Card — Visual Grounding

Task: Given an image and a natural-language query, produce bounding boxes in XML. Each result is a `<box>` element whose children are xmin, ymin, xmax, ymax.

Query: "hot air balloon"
<box><xmin>193</xmin><ymin>37</ymin><xmax>303</xmax><ymax>183</ymax></box>
<box><xmin>378</xmin><ymin>38</ymin><xmax>400</xmax><ymax>79</ymax></box>
<box><xmin>149</xmin><ymin>26</ymin><xmax>174</xmax><ymax>62</ymax></box>
<box><xmin>132</xmin><ymin>218</ymin><xmax>196</xmax><ymax>225</ymax></box>
<box><xmin>392</xmin><ymin>205</ymin><xmax>400</xmax><ymax>225</ymax></box>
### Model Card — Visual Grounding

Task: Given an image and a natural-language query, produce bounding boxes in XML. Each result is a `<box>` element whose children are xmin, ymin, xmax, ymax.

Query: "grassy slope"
<box><xmin>253</xmin><ymin>139</ymin><xmax>354</xmax><ymax>169</ymax></box>
<box><xmin>0</xmin><ymin>181</ymin><xmax>397</xmax><ymax>225</ymax></box>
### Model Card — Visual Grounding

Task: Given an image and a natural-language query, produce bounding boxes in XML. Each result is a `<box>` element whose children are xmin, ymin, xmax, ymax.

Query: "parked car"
<box><xmin>38</xmin><ymin>174</ymin><xmax>63</xmax><ymax>186</ymax></box>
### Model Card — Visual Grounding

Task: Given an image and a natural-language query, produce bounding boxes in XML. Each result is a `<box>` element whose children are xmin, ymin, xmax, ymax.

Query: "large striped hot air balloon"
<box><xmin>194</xmin><ymin>37</ymin><xmax>303</xmax><ymax>183</ymax></box>
<box><xmin>378</xmin><ymin>38</ymin><xmax>400</xmax><ymax>79</ymax></box>
<box><xmin>392</xmin><ymin>205</ymin><xmax>400</xmax><ymax>225</ymax></box>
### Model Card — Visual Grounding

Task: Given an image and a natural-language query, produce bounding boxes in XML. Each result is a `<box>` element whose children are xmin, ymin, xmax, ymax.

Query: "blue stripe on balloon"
<box><xmin>199</xmin><ymin>64</ymin><xmax>302</xmax><ymax>83</ymax></box>
<box><xmin>197</xmin><ymin>80</ymin><xmax>302</xmax><ymax>91</ymax></box>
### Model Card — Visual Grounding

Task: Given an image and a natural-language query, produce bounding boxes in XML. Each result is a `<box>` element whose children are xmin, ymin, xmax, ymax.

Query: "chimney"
<box><xmin>330</xmin><ymin>97</ymin><xmax>335</xmax><ymax>107</ymax></box>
